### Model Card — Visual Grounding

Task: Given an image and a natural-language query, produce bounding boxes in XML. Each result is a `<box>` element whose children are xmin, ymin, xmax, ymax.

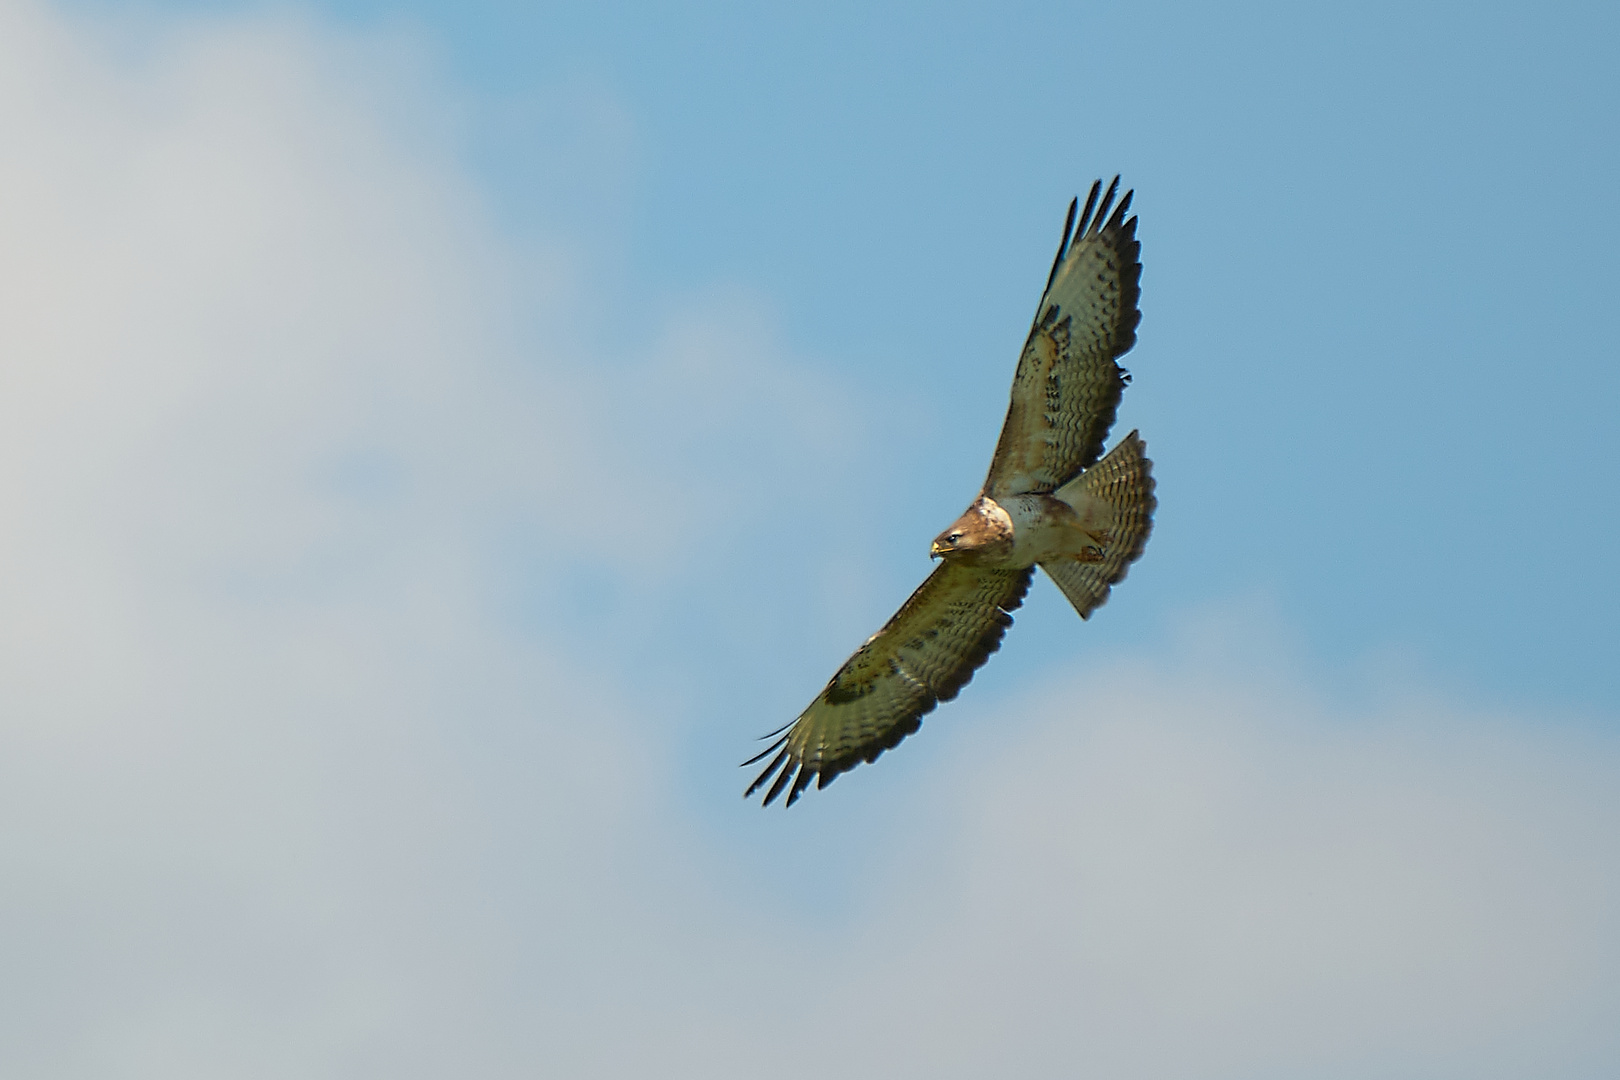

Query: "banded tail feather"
<box><xmin>1040</xmin><ymin>431</ymin><xmax>1155</xmax><ymax>619</ymax></box>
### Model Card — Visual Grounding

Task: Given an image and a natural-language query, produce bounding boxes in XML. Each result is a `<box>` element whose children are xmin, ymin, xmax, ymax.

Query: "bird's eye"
<box><xmin>948</xmin><ymin>532</ymin><xmax>963</xmax><ymax>543</ymax></box>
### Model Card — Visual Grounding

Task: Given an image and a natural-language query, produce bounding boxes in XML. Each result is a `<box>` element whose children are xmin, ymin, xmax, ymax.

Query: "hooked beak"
<box><xmin>929</xmin><ymin>541</ymin><xmax>947</xmax><ymax>560</ymax></box>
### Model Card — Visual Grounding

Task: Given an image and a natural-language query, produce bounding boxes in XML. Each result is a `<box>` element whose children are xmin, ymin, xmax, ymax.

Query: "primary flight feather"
<box><xmin>746</xmin><ymin>178</ymin><xmax>1154</xmax><ymax>807</ymax></box>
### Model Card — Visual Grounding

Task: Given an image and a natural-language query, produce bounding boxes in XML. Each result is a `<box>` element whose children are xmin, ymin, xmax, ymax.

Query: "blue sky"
<box><xmin>3</xmin><ymin>0</ymin><xmax>1618</xmax><ymax>1076</ymax></box>
<box><xmin>86</xmin><ymin>0</ymin><xmax>1614</xmax><ymax>711</ymax></box>
<box><xmin>148</xmin><ymin>0</ymin><xmax>1619</xmax><ymax>713</ymax></box>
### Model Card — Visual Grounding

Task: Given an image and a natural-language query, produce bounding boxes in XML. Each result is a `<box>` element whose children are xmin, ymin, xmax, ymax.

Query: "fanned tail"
<box><xmin>1041</xmin><ymin>431</ymin><xmax>1155</xmax><ymax>619</ymax></box>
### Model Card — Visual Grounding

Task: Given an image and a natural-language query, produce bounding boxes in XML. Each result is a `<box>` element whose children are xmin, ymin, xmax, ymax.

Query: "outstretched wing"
<box><xmin>984</xmin><ymin>178</ymin><xmax>1141</xmax><ymax>499</ymax></box>
<box><xmin>745</xmin><ymin>562</ymin><xmax>1034</xmax><ymax>807</ymax></box>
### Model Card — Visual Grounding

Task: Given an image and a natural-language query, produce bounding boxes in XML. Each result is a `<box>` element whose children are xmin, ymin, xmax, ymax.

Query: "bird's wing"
<box><xmin>745</xmin><ymin>561</ymin><xmax>1034</xmax><ymax>807</ymax></box>
<box><xmin>983</xmin><ymin>178</ymin><xmax>1141</xmax><ymax>499</ymax></box>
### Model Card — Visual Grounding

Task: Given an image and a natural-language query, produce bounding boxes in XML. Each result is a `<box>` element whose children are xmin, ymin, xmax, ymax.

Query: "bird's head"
<box><xmin>930</xmin><ymin>497</ymin><xmax>1014</xmax><ymax>562</ymax></box>
<box><xmin>929</xmin><ymin>527</ymin><xmax>968</xmax><ymax>559</ymax></box>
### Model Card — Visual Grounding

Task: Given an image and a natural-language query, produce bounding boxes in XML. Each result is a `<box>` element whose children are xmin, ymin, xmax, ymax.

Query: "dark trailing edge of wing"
<box><xmin>1084</xmin><ymin>177</ymin><xmax>1139</xmax><ymax>358</ymax></box>
<box><xmin>1072</xmin><ymin>178</ymin><xmax>1140</xmax><ymax>478</ymax></box>
<box><xmin>743</xmin><ymin>570</ymin><xmax>1033</xmax><ymax>807</ymax></box>
<box><xmin>1104</xmin><ymin>192</ymin><xmax>1141</xmax><ymax>382</ymax></box>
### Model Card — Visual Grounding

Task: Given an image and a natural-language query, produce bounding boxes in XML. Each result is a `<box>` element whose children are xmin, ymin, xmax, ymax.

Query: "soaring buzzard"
<box><xmin>746</xmin><ymin>178</ymin><xmax>1154</xmax><ymax>807</ymax></box>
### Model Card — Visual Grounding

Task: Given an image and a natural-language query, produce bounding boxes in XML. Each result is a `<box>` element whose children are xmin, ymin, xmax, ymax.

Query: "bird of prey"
<box><xmin>746</xmin><ymin>178</ymin><xmax>1154</xmax><ymax>807</ymax></box>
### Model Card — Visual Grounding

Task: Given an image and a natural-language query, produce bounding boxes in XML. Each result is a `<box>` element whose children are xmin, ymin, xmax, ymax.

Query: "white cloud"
<box><xmin>828</xmin><ymin>607</ymin><xmax>1620</xmax><ymax>1078</ymax></box>
<box><xmin>0</xmin><ymin>2</ymin><xmax>1616</xmax><ymax>1078</ymax></box>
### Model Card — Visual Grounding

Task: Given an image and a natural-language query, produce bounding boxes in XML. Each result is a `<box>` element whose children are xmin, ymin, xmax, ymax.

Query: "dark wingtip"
<box><xmin>744</xmin><ymin>744</ymin><xmax>790</xmax><ymax>799</ymax></box>
<box><xmin>786</xmin><ymin>763</ymin><xmax>817</xmax><ymax>807</ymax></box>
<box><xmin>1044</xmin><ymin>196</ymin><xmax>1080</xmax><ymax>293</ymax></box>
<box><xmin>740</xmin><ymin>733</ymin><xmax>789</xmax><ymax>769</ymax></box>
<box><xmin>1089</xmin><ymin>177</ymin><xmax>1120</xmax><ymax>237</ymax></box>
<box><xmin>1075</xmin><ymin>179</ymin><xmax>1102</xmax><ymax>237</ymax></box>
<box><xmin>1107</xmin><ymin>187</ymin><xmax>1134</xmax><ymax>231</ymax></box>
<box><xmin>762</xmin><ymin>760</ymin><xmax>797</xmax><ymax>806</ymax></box>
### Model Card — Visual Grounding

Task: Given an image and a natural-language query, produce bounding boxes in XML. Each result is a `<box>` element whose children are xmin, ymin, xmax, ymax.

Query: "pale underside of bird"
<box><xmin>746</xmin><ymin>178</ymin><xmax>1155</xmax><ymax>807</ymax></box>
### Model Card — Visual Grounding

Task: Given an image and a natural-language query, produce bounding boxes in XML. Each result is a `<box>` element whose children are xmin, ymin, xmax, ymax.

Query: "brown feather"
<box><xmin>746</xmin><ymin>181</ymin><xmax>1152</xmax><ymax>808</ymax></box>
<box><xmin>983</xmin><ymin>181</ymin><xmax>1141</xmax><ymax>498</ymax></box>
<box><xmin>745</xmin><ymin>563</ymin><xmax>1033</xmax><ymax>806</ymax></box>
<box><xmin>1040</xmin><ymin>431</ymin><xmax>1156</xmax><ymax>619</ymax></box>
